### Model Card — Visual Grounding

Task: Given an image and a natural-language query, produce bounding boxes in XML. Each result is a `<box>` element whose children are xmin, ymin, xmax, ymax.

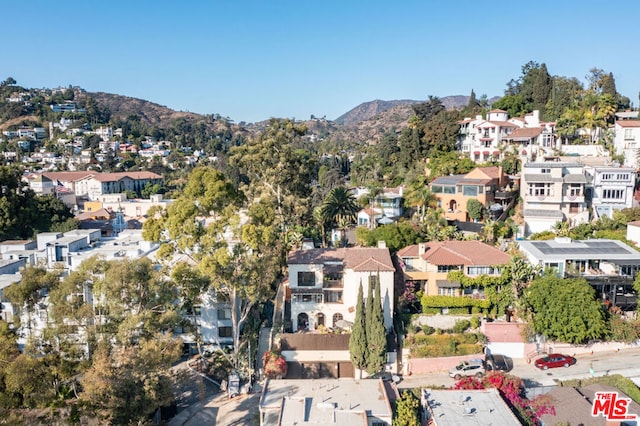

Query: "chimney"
<box><xmin>498</xmin><ymin>165</ymin><xmax>504</xmax><ymax>188</ymax></box>
<box><xmin>418</xmin><ymin>243</ymin><xmax>426</xmax><ymax>256</ymax></box>
<box><xmin>377</xmin><ymin>240</ymin><xmax>387</xmax><ymax>249</ymax></box>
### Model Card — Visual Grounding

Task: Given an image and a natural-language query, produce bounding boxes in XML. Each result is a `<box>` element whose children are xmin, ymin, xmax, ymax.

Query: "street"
<box><xmin>398</xmin><ymin>347</ymin><xmax>640</xmax><ymax>389</ymax></box>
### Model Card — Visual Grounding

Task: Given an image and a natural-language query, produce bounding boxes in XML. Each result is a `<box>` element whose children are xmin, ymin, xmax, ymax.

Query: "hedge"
<box><xmin>420</xmin><ymin>295</ymin><xmax>491</xmax><ymax>314</ymax></box>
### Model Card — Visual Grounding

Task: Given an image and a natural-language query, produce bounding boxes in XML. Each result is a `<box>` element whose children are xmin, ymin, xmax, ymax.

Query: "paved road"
<box><xmin>398</xmin><ymin>347</ymin><xmax>640</xmax><ymax>389</ymax></box>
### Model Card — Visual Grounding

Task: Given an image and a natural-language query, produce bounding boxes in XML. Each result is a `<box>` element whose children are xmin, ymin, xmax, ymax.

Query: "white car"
<box><xmin>449</xmin><ymin>359</ymin><xmax>485</xmax><ymax>379</ymax></box>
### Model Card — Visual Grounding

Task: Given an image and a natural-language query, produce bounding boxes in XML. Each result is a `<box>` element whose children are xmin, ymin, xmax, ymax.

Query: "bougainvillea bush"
<box><xmin>263</xmin><ymin>351</ymin><xmax>288</xmax><ymax>379</ymax></box>
<box><xmin>454</xmin><ymin>371</ymin><xmax>555</xmax><ymax>426</ymax></box>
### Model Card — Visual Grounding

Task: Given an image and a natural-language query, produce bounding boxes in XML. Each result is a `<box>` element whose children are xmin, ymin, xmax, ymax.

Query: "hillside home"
<box><xmin>74</xmin><ymin>171</ymin><xmax>162</xmax><ymax>200</ymax></box>
<box><xmin>356</xmin><ymin>186</ymin><xmax>404</xmax><ymax>227</ymax></box>
<box><xmin>397</xmin><ymin>241</ymin><xmax>510</xmax><ymax>297</ymax></box>
<box><xmin>429</xmin><ymin>166</ymin><xmax>514</xmax><ymax>222</ymax></box>
<box><xmin>518</xmin><ymin>238</ymin><xmax>640</xmax><ymax>310</ymax></box>
<box><xmin>286</xmin><ymin>245</ymin><xmax>395</xmax><ymax>332</ymax></box>
<box><xmin>520</xmin><ymin>161</ymin><xmax>588</xmax><ymax>235</ymax></box>
<box><xmin>586</xmin><ymin>166</ymin><xmax>637</xmax><ymax>219</ymax></box>
<box><xmin>613</xmin><ymin>120</ymin><xmax>640</xmax><ymax>168</ymax></box>
<box><xmin>458</xmin><ymin>109</ymin><xmax>556</xmax><ymax>162</ymax></box>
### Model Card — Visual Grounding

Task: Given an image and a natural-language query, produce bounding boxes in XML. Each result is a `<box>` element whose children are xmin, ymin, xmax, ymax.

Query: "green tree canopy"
<box><xmin>349</xmin><ymin>282</ymin><xmax>367</xmax><ymax>376</ymax></box>
<box><xmin>522</xmin><ymin>275</ymin><xmax>607</xmax><ymax>344</ymax></box>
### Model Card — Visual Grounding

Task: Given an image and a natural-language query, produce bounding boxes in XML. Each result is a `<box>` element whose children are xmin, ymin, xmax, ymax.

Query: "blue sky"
<box><xmin>4</xmin><ymin>1</ymin><xmax>640</xmax><ymax>123</ymax></box>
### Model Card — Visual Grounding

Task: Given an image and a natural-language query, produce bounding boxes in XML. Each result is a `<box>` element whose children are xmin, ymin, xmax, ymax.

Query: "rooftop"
<box><xmin>518</xmin><ymin>238</ymin><xmax>640</xmax><ymax>263</ymax></box>
<box><xmin>260</xmin><ymin>379</ymin><xmax>392</xmax><ymax>426</ymax></box>
<box><xmin>398</xmin><ymin>241</ymin><xmax>510</xmax><ymax>266</ymax></box>
<box><xmin>422</xmin><ymin>388</ymin><xmax>520</xmax><ymax>426</ymax></box>
<box><xmin>287</xmin><ymin>247</ymin><xmax>394</xmax><ymax>272</ymax></box>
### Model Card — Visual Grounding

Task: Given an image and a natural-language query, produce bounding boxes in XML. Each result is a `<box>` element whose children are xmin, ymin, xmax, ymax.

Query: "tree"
<box><xmin>394</xmin><ymin>391</ymin><xmax>420</xmax><ymax>426</ymax></box>
<box><xmin>522</xmin><ymin>275</ymin><xmax>607</xmax><ymax>344</ymax></box>
<box><xmin>403</xmin><ymin>176</ymin><xmax>436</xmax><ymax>222</ymax></box>
<box><xmin>319</xmin><ymin>186</ymin><xmax>359</xmax><ymax>245</ymax></box>
<box><xmin>366</xmin><ymin>273</ymin><xmax>387</xmax><ymax>374</ymax></box>
<box><xmin>466</xmin><ymin>198</ymin><xmax>484</xmax><ymax>221</ymax></box>
<box><xmin>80</xmin><ymin>335</ymin><xmax>181</xmax><ymax>424</ymax></box>
<box><xmin>349</xmin><ymin>282</ymin><xmax>367</xmax><ymax>378</ymax></box>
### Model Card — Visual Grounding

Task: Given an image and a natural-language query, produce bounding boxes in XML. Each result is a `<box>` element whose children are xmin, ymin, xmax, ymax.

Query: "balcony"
<box><xmin>323</xmin><ymin>278</ymin><xmax>343</xmax><ymax>289</ymax></box>
<box><xmin>494</xmin><ymin>190</ymin><xmax>517</xmax><ymax>200</ymax></box>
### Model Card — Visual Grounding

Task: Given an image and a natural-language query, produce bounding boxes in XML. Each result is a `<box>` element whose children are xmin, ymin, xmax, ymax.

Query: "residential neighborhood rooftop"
<box><xmin>518</xmin><ymin>238</ymin><xmax>640</xmax><ymax>263</ymax></box>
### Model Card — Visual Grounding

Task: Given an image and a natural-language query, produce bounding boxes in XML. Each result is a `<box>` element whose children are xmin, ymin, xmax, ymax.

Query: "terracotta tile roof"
<box><xmin>478</xmin><ymin>121</ymin><xmax>518</xmax><ymax>128</ymax></box>
<box><xmin>420</xmin><ymin>241</ymin><xmax>510</xmax><ymax>266</ymax></box>
<box><xmin>287</xmin><ymin>247</ymin><xmax>395</xmax><ymax>272</ymax></box>
<box><xmin>474</xmin><ymin>166</ymin><xmax>501</xmax><ymax>179</ymax></box>
<box><xmin>76</xmin><ymin>208</ymin><xmax>113</xmax><ymax>221</ymax></box>
<box><xmin>397</xmin><ymin>245</ymin><xmax>418</xmax><ymax>257</ymax></box>
<box><xmin>503</xmin><ymin>127</ymin><xmax>543</xmax><ymax>139</ymax></box>
<box><xmin>42</xmin><ymin>171</ymin><xmax>94</xmax><ymax>182</ymax></box>
<box><xmin>616</xmin><ymin>120</ymin><xmax>640</xmax><ymax>128</ymax></box>
<box><xmin>85</xmin><ymin>171</ymin><xmax>162</xmax><ymax>182</ymax></box>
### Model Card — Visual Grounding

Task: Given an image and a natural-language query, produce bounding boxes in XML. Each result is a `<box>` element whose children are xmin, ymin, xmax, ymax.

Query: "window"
<box><xmin>324</xmin><ymin>291</ymin><xmax>343</xmax><ymax>303</ymax></box>
<box><xmin>369</xmin><ymin>274</ymin><xmax>379</xmax><ymax>290</ymax></box>
<box><xmin>193</xmin><ymin>306</ymin><xmax>202</xmax><ymax>317</ymax></box>
<box><xmin>437</xmin><ymin>265</ymin><xmax>461</xmax><ymax>273</ymax></box>
<box><xmin>298</xmin><ymin>271</ymin><xmax>315</xmax><ymax>287</ymax></box>
<box><xmin>443</xmin><ymin>186</ymin><xmax>456</xmax><ymax>194</ymax></box>
<box><xmin>217</xmin><ymin>308</ymin><xmax>231</xmax><ymax>320</ymax></box>
<box><xmin>431</xmin><ymin>185</ymin><xmax>442</xmax><ymax>193</ymax></box>
<box><xmin>333</xmin><ymin>313</ymin><xmax>343</xmax><ymax>326</ymax></box>
<box><xmin>617</xmin><ymin>173</ymin><xmax>630</xmax><ymax>181</ymax></box>
<box><xmin>528</xmin><ymin>183</ymin><xmax>551</xmax><ymax>196</ymax></box>
<box><xmin>602</xmin><ymin>189</ymin><xmax>624</xmax><ymax>200</ymax></box>
<box><xmin>467</xmin><ymin>266</ymin><xmax>500</xmax><ymax>275</ymax></box>
<box><xmin>541</xmin><ymin>168</ymin><xmax>551</xmax><ymax>174</ymax></box>
<box><xmin>568</xmin><ymin>184</ymin><xmax>582</xmax><ymax>197</ymax></box>
<box><xmin>625</xmin><ymin>128</ymin><xmax>635</xmax><ymax>140</ymax></box>
<box><xmin>438</xmin><ymin>287</ymin><xmax>457</xmax><ymax>296</ymax></box>
<box><xmin>601</xmin><ymin>173</ymin><xmax>613</xmax><ymax>180</ymax></box>
<box><xmin>218</xmin><ymin>327</ymin><xmax>232</xmax><ymax>338</ymax></box>
<box><xmin>462</xmin><ymin>185</ymin><xmax>478</xmax><ymax>196</ymax></box>
<box><xmin>293</xmin><ymin>294</ymin><xmax>323</xmax><ymax>303</ymax></box>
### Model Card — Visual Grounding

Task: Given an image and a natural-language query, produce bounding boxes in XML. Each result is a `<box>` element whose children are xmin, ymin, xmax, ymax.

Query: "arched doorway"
<box><xmin>315</xmin><ymin>313</ymin><xmax>325</xmax><ymax>329</ymax></box>
<box><xmin>449</xmin><ymin>200</ymin><xmax>457</xmax><ymax>212</ymax></box>
<box><xmin>297</xmin><ymin>313</ymin><xmax>309</xmax><ymax>331</ymax></box>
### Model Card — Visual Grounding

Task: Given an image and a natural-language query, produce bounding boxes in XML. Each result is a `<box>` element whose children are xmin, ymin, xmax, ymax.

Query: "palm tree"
<box><xmin>404</xmin><ymin>176</ymin><xmax>437</xmax><ymax>222</ymax></box>
<box><xmin>320</xmin><ymin>187</ymin><xmax>359</xmax><ymax>246</ymax></box>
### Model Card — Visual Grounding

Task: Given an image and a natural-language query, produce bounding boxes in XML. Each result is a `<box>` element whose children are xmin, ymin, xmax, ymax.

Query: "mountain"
<box><xmin>334</xmin><ymin>95</ymin><xmax>475</xmax><ymax>126</ymax></box>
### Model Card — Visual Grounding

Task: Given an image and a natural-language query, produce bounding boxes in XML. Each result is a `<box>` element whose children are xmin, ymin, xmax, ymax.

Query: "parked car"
<box><xmin>534</xmin><ymin>354</ymin><xmax>576</xmax><ymax>370</ymax></box>
<box><xmin>486</xmin><ymin>354</ymin><xmax>513</xmax><ymax>372</ymax></box>
<box><xmin>449</xmin><ymin>359</ymin><xmax>485</xmax><ymax>379</ymax></box>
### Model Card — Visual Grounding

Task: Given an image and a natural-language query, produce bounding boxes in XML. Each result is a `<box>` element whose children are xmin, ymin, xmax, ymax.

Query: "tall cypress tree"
<box><xmin>366</xmin><ymin>271</ymin><xmax>387</xmax><ymax>374</ymax></box>
<box><xmin>349</xmin><ymin>281</ymin><xmax>367</xmax><ymax>377</ymax></box>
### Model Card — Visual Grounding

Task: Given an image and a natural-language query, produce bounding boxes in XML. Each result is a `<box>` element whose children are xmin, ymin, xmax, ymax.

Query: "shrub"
<box><xmin>470</xmin><ymin>316</ymin><xmax>481</xmax><ymax>329</ymax></box>
<box><xmin>453</xmin><ymin>319</ymin><xmax>471</xmax><ymax>334</ymax></box>
<box><xmin>422</xmin><ymin>325</ymin><xmax>435</xmax><ymax>335</ymax></box>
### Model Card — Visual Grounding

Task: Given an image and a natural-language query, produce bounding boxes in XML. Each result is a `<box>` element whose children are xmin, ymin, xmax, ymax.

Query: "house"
<box><xmin>286</xmin><ymin>245</ymin><xmax>395</xmax><ymax>332</ymax></box>
<box><xmin>539</xmin><ymin>384</ymin><xmax>640</xmax><ymax>426</ymax></box>
<box><xmin>283</xmin><ymin>245</ymin><xmax>397</xmax><ymax>378</ymax></box>
<box><xmin>520</xmin><ymin>160</ymin><xmax>589</xmax><ymax>235</ymax></box>
<box><xmin>397</xmin><ymin>241</ymin><xmax>510</xmax><ymax>298</ymax></box>
<box><xmin>586</xmin><ymin>166</ymin><xmax>637</xmax><ymax>219</ymax></box>
<box><xmin>429</xmin><ymin>166</ymin><xmax>515</xmax><ymax>222</ymax></box>
<box><xmin>73</xmin><ymin>171</ymin><xmax>162</xmax><ymax>199</ymax></box>
<box><xmin>518</xmin><ymin>238</ymin><xmax>640</xmax><ymax>310</ymax></box>
<box><xmin>613</xmin><ymin>120</ymin><xmax>640</xmax><ymax>168</ymax></box>
<box><xmin>458</xmin><ymin>109</ymin><xmax>556</xmax><ymax>162</ymax></box>
<box><xmin>627</xmin><ymin>221</ymin><xmax>640</xmax><ymax>247</ymax></box>
<box><xmin>420</xmin><ymin>388</ymin><xmax>521</xmax><ymax>426</ymax></box>
<box><xmin>355</xmin><ymin>186</ymin><xmax>404</xmax><ymax>227</ymax></box>
<box><xmin>259</xmin><ymin>378</ymin><xmax>393</xmax><ymax>426</ymax></box>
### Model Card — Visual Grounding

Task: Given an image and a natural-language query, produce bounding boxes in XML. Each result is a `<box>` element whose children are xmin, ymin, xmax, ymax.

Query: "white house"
<box><xmin>458</xmin><ymin>109</ymin><xmax>557</xmax><ymax>163</ymax></box>
<box><xmin>586</xmin><ymin>166</ymin><xmax>637</xmax><ymax>219</ymax></box>
<box><xmin>286</xmin><ymin>245</ymin><xmax>395</xmax><ymax>333</ymax></box>
<box><xmin>613</xmin><ymin>120</ymin><xmax>640</xmax><ymax>168</ymax></box>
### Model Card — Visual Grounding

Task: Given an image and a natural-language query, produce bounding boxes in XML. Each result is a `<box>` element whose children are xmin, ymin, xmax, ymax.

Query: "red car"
<box><xmin>534</xmin><ymin>354</ymin><xmax>576</xmax><ymax>370</ymax></box>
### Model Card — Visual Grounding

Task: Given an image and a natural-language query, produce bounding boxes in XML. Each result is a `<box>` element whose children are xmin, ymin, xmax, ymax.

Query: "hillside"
<box><xmin>334</xmin><ymin>95</ymin><xmax>474</xmax><ymax>126</ymax></box>
<box><xmin>84</xmin><ymin>92</ymin><xmax>208</xmax><ymax>127</ymax></box>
